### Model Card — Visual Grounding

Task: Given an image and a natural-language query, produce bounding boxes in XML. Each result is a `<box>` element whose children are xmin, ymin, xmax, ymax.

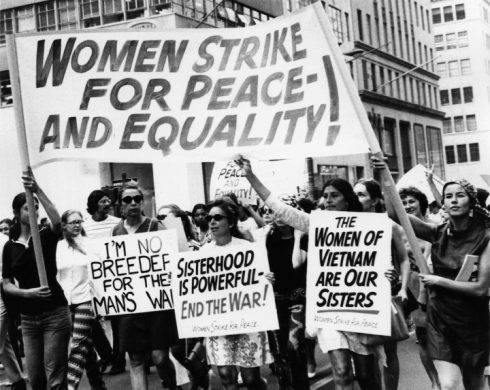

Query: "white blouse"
<box><xmin>56</xmin><ymin>238</ymin><xmax>94</xmax><ymax>305</ymax></box>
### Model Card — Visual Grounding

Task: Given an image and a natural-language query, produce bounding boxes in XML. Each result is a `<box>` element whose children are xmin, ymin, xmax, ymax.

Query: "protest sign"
<box><xmin>8</xmin><ymin>4</ymin><xmax>370</xmax><ymax>167</ymax></box>
<box><xmin>306</xmin><ymin>211</ymin><xmax>392</xmax><ymax>335</ymax></box>
<box><xmin>171</xmin><ymin>242</ymin><xmax>278</xmax><ymax>338</ymax></box>
<box><xmin>209</xmin><ymin>160</ymin><xmax>257</xmax><ymax>205</ymax></box>
<box><xmin>396</xmin><ymin>164</ymin><xmax>444</xmax><ymax>203</ymax></box>
<box><xmin>89</xmin><ymin>230</ymin><xmax>178</xmax><ymax>316</ymax></box>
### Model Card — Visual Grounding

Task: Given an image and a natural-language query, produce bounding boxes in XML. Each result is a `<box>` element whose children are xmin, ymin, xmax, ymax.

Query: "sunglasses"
<box><xmin>262</xmin><ymin>208</ymin><xmax>274</xmax><ymax>215</ymax></box>
<box><xmin>122</xmin><ymin>195</ymin><xmax>143</xmax><ymax>204</ymax></box>
<box><xmin>157</xmin><ymin>214</ymin><xmax>167</xmax><ymax>221</ymax></box>
<box><xmin>205</xmin><ymin>214</ymin><xmax>227</xmax><ymax>223</ymax></box>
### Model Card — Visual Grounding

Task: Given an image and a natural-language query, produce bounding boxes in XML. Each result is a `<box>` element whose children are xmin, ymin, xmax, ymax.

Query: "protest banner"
<box><xmin>209</xmin><ymin>160</ymin><xmax>257</xmax><ymax>205</ymax></box>
<box><xmin>396</xmin><ymin>164</ymin><xmax>444</xmax><ymax>203</ymax></box>
<box><xmin>306</xmin><ymin>211</ymin><xmax>392</xmax><ymax>335</ymax></box>
<box><xmin>171</xmin><ymin>242</ymin><xmax>278</xmax><ymax>338</ymax></box>
<box><xmin>7</xmin><ymin>5</ymin><xmax>370</xmax><ymax>168</ymax></box>
<box><xmin>89</xmin><ymin>230</ymin><xmax>178</xmax><ymax>316</ymax></box>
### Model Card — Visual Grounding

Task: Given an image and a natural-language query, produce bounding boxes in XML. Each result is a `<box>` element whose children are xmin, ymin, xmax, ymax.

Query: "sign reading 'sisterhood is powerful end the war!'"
<box><xmin>8</xmin><ymin>4</ymin><xmax>369</xmax><ymax>167</ymax></box>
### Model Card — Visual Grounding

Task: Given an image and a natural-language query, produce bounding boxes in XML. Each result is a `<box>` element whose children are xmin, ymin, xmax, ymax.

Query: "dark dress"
<box><xmin>428</xmin><ymin>219</ymin><xmax>490</xmax><ymax>368</ymax></box>
<box><xmin>112</xmin><ymin>218</ymin><xmax>178</xmax><ymax>352</ymax></box>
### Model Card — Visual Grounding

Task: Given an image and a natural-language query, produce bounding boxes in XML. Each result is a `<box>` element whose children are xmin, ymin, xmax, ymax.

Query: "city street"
<box><xmin>3</xmin><ymin>332</ymin><xmax>486</xmax><ymax>390</ymax></box>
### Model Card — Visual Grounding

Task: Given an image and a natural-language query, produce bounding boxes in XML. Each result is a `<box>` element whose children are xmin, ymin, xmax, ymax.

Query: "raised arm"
<box><xmin>23</xmin><ymin>168</ymin><xmax>61</xmax><ymax>234</ymax></box>
<box><xmin>426</xmin><ymin>165</ymin><xmax>442</xmax><ymax>206</ymax></box>
<box><xmin>236</xmin><ymin>156</ymin><xmax>311</xmax><ymax>232</ymax></box>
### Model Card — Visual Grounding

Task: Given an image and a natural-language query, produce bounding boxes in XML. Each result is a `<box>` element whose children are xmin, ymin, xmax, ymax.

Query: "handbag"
<box><xmin>361</xmin><ymin>296</ymin><xmax>410</xmax><ymax>346</ymax></box>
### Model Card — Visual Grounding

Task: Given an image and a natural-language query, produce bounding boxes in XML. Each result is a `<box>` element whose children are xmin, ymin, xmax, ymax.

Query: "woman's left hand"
<box><xmin>264</xmin><ymin>272</ymin><xmax>275</xmax><ymax>285</ymax></box>
<box><xmin>22</xmin><ymin>168</ymin><xmax>39</xmax><ymax>193</ymax></box>
<box><xmin>419</xmin><ymin>273</ymin><xmax>443</xmax><ymax>286</ymax></box>
<box><xmin>384</xmin><ymin>267</ymin><xmax>399</xmax><ymax>283</ymax></box>
<box><xmin>397</xmin><ymin>288</ymin><xmax>408</xmax><ymax>302</ymax></box>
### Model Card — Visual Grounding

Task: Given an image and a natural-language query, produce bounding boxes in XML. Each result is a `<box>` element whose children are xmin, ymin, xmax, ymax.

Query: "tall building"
<box><xmin>286</xmin><ymin>0</ymin><xmax>445</xmax><ymax>190</ymax></box>
<box><xmin>0</xmin><ymin>0</ymin><xmax>281</xmax><ymax>218</ymax></box>
<box><xmin>431</xmin><ymin>0</ymin><xmax>490</xmax><ymax>190</ymax></box>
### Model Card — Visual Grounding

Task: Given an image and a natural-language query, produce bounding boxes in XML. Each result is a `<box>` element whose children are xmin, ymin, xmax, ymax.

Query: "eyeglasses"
<box><xmin>66</xmin><ymin>220</ymin><xmax>83</xmax><ymax>226</ymax></box>
<box><xmin>157</xmin><ymin>214</ymin><xmax>167</xmax><ymax>221</ymax></box>
<box><xmin>122</xmin><ymin>195</ymin><xmax>143</xmax><ymax>204</ymax></box>
<box><xmin>205</xmin><ymin>214</ymin><xmax>227</xmax><ymax>223</ymax></box>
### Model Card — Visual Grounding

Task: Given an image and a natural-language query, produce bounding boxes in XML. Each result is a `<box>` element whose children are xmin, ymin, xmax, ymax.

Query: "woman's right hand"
<box><xmin>370</xmin><ymin>154</ymin><xmax>388</xmax><ymax>172</ymax></box>
<box><xmin>234</xmin><ymin>156</ymin><xmax>253</xmax><ymax>176</ymax></box>
<box><xmin>22</xmin><ymin>167</ymin><xmax>40</xmax><ymax>193</ymax></box>
<box><xmin>25</xmin><ymin>286</ymin><xmax>52</xmax><ymax>299</ymax></box>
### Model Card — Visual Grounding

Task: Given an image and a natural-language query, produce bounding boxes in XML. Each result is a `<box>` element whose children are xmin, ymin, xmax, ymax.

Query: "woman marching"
<box><xmin>375</xmin><ymin>160</ymin><xmax>490</xmax><ymax>390</ymax></box>
<box><xmin>2</xmin><ymin>171</ymin><xmax>71</xmax><ymax>390</ymax></box>
<box><xmin>236</xmin><ymin>157</ymin><xmax>382</xmax><ymax>390</ymax></box>
<box><xmin>56</xmin><ymin>210</ymin><xmax>107</xmax><ymax>390</ymax></box>
<box><xmin>201</xmin><ymin>199</ymin><xmax>272</xmax><ymax>390</ymax></box>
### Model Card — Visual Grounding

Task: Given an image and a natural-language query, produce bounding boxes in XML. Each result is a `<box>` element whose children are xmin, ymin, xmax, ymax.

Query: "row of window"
<box><xmin>356</xmin><ymin>0</ymin><xmax>433</xmax><ymax>68</ymax></box>
<box><xmin>440</xmin><ymin>86</ymin><xmax>473</xmax><ymax>106</ymax></box>
<box><xmin>442</xmin><ymin>115</ymin><xmax>477</xmax><ymax>134</ymax></box>
<box><xmin>434</xmin><ymin>30</ymin><xmax>468</xmax><ymax>51</ymax></box>
<box><xmin>432</xmin><ymin>4</ymin><xmax>466</xmax><ymax>24</ymax></box>
<box><xmin>445</xmin><ymin>143</ymin><xmax>480</xmax><ymax>164</ymax></box>
<box><xmin>0</xmin><ymin>0</ymin><xmax>271</xmax><ymax>44</ymax></box>
<box><xmin>435</xmin><ymin>59</ymin><xmax>471</xmax><ymax>78</ymax></box>
<box><xmin>361</xmin><ymin>60</ymin><xmax>438</xmax><ymax>109</ymax></box>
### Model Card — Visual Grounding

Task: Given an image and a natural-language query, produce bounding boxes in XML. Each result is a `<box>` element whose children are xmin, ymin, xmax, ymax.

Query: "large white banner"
<box><xmin>306</xmin><ymin>211</ymin><xmax>392</xmax><ymax>335</ymax></box>
<box><xmin>172</xmin><ymin>242</ymin><xmax>278</xmax><ymax>337</ymax></box>
<box><xmin>10</xmin><ymin>5</ymin><xmax>369</xmax><ymax>167</ymax></box>
<box><xmin>89</xmin><ymin>230</ymin><xmax>178</xmax><ymax>316</ymax></box>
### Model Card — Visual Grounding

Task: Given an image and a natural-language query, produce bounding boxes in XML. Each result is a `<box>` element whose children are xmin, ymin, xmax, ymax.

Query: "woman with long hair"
<box><xmin>353</xmin><ymin>179</ymin><xmax>410</xmax><ymax>390</ymax></box>
<box><xmin>2</xmin><ymin>172</ymin><xmax>71</xmax><ymax>390</ymax></box>
<box><xmin>375</xmin><ymin>157</ymin><xmax>490</xmax><ymax>389</ymax></box>
<box><xmin>56</xmin><ymin>209</ymin><xmax>106</xmax><ymax>390</ymax></box>
<box><xmin>236</xmin><ymin>157</ymin><xmax>382</xmax><ymax>390</ymax></box>
<box><xmin>201</xmin><ymin>199</ymin><xmax>272</xmax><ymax>390</ymax></box>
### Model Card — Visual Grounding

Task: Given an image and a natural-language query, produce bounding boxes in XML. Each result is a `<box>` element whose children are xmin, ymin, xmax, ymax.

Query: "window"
<box><xmin>427</xmin><ymin>127</ymin><xmax>444</xmax><ymax>177</ymax></box>
<box><xmin>460</xmin><ymin>59</ymin><xmax>471</xmax><ymax>75</ymax></box>
<box><xmin>37</xmin><ymin>2</ymin><xmax>56</xmax><ymax>31</ymax></box>
<box><xmin>466</xmin><ymin>115</ymin><xmax>477</xmax><ymax>131</ymax></box>
<box><xmin>463</xmin><ymin>86</ymin><xmax>473</xmax><ymax>103</ymax></box>
<box><xmin>366</xmin><ymin>14</ymin><xmax>372</xmax><ymax>44</ymax></box>
<box><xmin>357</xmin><ymin>10</ymin><xmax>364</xmax><ymax>41</ymax></box>
<box><xmin>414</xmin><ymin>1</ymin><xmax>419</xmax><ymax>26</ymax></box>
<box><xmin>58</xmin><ymin>0</ymin><xmax>77</xmax><ymax>30</ymax></box>
<box><xmin>469</xmin><ymin>143</ymin><xmax>480</xmax><ymax>161</ymax></box>
<box><xmin>345</xmin><ymin>12</ymin><xmax>351</xmax><ymax>41</ymax></box>
<box><xmin>446</xmin><ymin>33</ymin><xmax>456</xmax><ymax>49</ymax></box>
<box><xmin>126</xmin><ymin>0</ymin><xmax>145</xmax><ymax>11</ymax></box>
<box><xmin>454</xmin><ymin>116</ymin><xmax>464</xmax><ymax>132</ymax></box>
<box><xmin>17</xmin><ymin>6</ymin><xmax>36</xmax><ymax>32</ymax></box>
<box><xmin>362</xmin><ymin>60</ymin><xmax>369</xmax><ymax>89</ymax></box>
<box><xmin>443</xmin><ymin>118</ymin><xmax>452</xmax><ymax>133</ymax></box>
<box><xmin>436</xmin><ymin>62</ymin><xmax>447</xmax><ymax>77</ymax></box>
<box><xmin>440</xmin><ymin>90</ymin><xmax>449</xmax><ymax>105</ymax></box>
<box><xmin>414</xmin><ymin>124</ymin><xmax>428</xmax><ymax>165</ymax></box>
<box><xmin>0</xmin><ymin>71</ymin><xmax>12</xmax><ymax>106</ymax></box>
<box><xmin>443</xmin><ymin>6</ymin><xmax>453</xmax><ymax>22</ymax></box>
<box><xmin>0</xmin><ymin>10</ymin><xmax>13</xmax><ymax>45</ymax></box>
<box><xmin>457</xmin><ymin>144</ymin><xmax>468</xmax><ymax>162</ymax></box>
<box><xmin>434</xmin><ymin>34</ymin><xmax>443</xmax><ymax>44</ymax></box>
<box><xmin>445</xmin><ymin>146</ymin><xmax>456</xmax><ymax>164</ymax></box>
<box><xmin>328</xmin><ymin>5</ymin><xmax>343</xmax><ymax>43</ymax></box>
<box><xmin>103</xmin><ymin>0</ymin><xmax>123</xmax><ymax>15</ymax></box>
<box><xmin>448</xmin><ymin>60</ymin><xmax>459</xmax><ymax>77</ymax></box>
<box><xmin>451</xmin><ymin>88</ymin><xmax>461</xmax><ymax>104</ymax></box>
<box><xmin>81</xmin><ymin>0</ymin><xmax>100</xmax><ymax>18</ymax></box>
<box><xmin>455</xmin><ymin>4</ymin><xmax>465</xmax><ymax>20</ymax></box>
<box><xmin>432</xmin><ymin>8</ymin><xmax>441</xmax><ymax>24</ymax></box>
<box><xmin>457</xmin><ymin>31</ymin><xmax>468</xmax><ymax>47</ymax></box>
<box><xmin>371</xmin><ymin>63</ymin><xmax>377</xmax><ymax>91</ymax></box>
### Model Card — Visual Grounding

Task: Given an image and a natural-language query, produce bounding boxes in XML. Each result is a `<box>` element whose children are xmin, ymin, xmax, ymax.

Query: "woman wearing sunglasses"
<box><xmin>2</xmin><ymin>171</ymin><xmax>70</xmax><ymax>390</ymax></box>
<box><xmin>235</xmin><ymin>157</ymin><xmax>383</xmax><ymax>390</ymax></box>
<box><xmin>201</xmin><ymin>199</ymin><xmax>272</xmax><ymax>390</ymax></box>
<box><xmin>56</xmin><ymin>210</ymin><xmax>106</xmax><ymax>390</ymax></box>
<box><xmin>111</xmin><ymin>183</ymin><xmax>179</xmax><ymax>390</ymax></box>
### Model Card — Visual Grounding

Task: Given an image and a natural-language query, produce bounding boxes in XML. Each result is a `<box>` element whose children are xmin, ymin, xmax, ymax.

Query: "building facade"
<box><xmin>286</xmin><ymin>0</ymin><xmax>445</xmax><ymax>190</ymax></box>
<box><xmin>431</xmin><ymin>0</ymin><xmax>490</xmax><ymax>190</ymax></box>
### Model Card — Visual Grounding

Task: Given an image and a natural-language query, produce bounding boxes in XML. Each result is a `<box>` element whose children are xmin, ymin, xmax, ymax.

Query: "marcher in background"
<box><xmin>237</xmin><ymin>156</ymin><xmax>382</xmax><ymax>390</ymax></box>
<box><xmin>56</xmin><ymin>209</ymin><xmax>106</xmax><ymax>390</ymax></box>
<box><xmin>191</xmin><ymin>204</ymin><xmax>213</xmax><ymax>247</ymax></box>
<box><xmin>354</xmin><ymin>179</ymin><xmax>410</xmax><ymax>390</ymax></box>
<box><xmin>398</xmin><ymin>186</ymin><xmax>440</xmax><ymax>390</ymax></box>
<box><xmin>2</xmin><ymin>171</ymin><xmax>71</xmax><ymax>390</ymax></box>
<box><xmin>113</xmin><ymin>183</ymin><xmax>179</xmax><ymax>390</ymax></box>
<box><xmin>202</xmin><ymin>199</ymin><xmax>272</xmax><ymax>390</ymax></box>
<box><xmin>376</xmin><ymin>157</ymin><xmax>490</xmax><ymax>390</ymax></box>
<box><xmin>0</xmin><ymin>219</ymin><xmax>12</xmax><ymax>236</ymax></box>
<box><xmin>84</xmin><ymin>190</ymin><xmax>120</xmax><ymax>376</ymax></box>
<box><xmin>0</xmin><ymin>232</ymin><xmax>26</xmax><ymax>390</ymax></box>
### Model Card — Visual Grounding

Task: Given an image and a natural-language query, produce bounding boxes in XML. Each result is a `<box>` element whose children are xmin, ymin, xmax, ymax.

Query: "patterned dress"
<box><xmin>202</xmin><ymin>238</ymin><xmax>273</xmax><ymax>367</ymax></box>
